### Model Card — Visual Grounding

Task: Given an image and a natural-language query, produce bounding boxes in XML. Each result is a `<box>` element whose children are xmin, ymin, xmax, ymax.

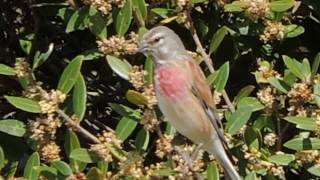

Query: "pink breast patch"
<box><xmin>155</xmin><ymin>66</ymin><xmax>188</xmax><ymax>100</ymax></box>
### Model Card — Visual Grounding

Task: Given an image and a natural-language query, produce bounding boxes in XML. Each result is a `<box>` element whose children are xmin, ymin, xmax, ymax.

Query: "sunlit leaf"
<box><xmin>270</xmin><ymin>0</ymin><xmax>295</xmax><ymax>12</ymax></box>
<box><xmin>51</xmin><ymin>161</ymin><xmax>72</xmax><ymax>176</ymax></box>
<box><xmin>227</xmin><ymin>106</ymin><xmax>252</xmax><ymax>135</ymax></box>
<box><xmin>73</xmin><ymin>75</ymin><xmax>87</xmax><ymax>121</ymax></box>
<box><xmin>0</xmin><ymin>119</ymin><xmax>26</xmax><ymax>137</ymax></box>
<box><xmin>106</xmin><ymin>55</ymin><xmax>132</xmax><ymax>80</ymax></box>
<box><xmin>115</xmin><ymin>0</ymin><xmax>132</xmax><ymax>36</ymax></box>
<box><xmin>0</xmin><ymin>64</ymin><xmax>16</xmax><ymax>76</ymax></box>
<box><xmin>268</xmin><ymin>154</ymin><xmax>295</xmax><ymax>165</ymax></box>
<box><xmin>209</xmin><ymin>26</ymin><xmax>228</xmax><ymax>54</ymax></box>
<box><xmin>213</xmin><ymin>62</ymin><xmax>229</xmax><ymax>92</ymax></box>
<box><xmin>283</xmin><ymin>116</ymin><xmax>316</xmax><ymax>131</ymax></box>
<box><xmin>115</xmin><ymin>116</ymin><xmax>138</xmax><ymax>141</ymax></box>
<box><xmin>135</xmin><ymin>128</ymin><xmax>149</xmax><ymax>151</ymax></box>
<box><xmin>24</xmin><ymin>152</ymin><xmax>40</xmax><ymax>180</ymax></box>
<box><xmin>5</xmin><ymin>96</ymin><xmax>41</xmax><ymax>113</ymax></box>
<box><xmin>58</xmin><ymin>56</ymin><xmax>83</xmax><ymax>94</ymax></box>
<box><xmin>284</xmin><ymin>138</ymin><xmax>320</xmax><ymax>150</ymax></box>
<box><xmin>70</xmin><ymin>148</ymin><xmax>100</xmax><ymax>163</ymax></box>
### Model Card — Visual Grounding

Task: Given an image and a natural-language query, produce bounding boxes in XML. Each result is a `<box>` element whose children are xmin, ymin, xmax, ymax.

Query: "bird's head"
<box><xmin>138</xmin><ymin>26</ymin><xmax>188</xmax><ymax>63</ymax></box>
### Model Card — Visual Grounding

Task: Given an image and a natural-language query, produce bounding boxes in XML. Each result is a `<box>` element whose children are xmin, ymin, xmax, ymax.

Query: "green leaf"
<box><xmin>32</xmin><ymin>43</ymin><xmax>54</xmax><ymax>70</ymax></box>
<box><xmin>51</xmin><ymin>161</ymin><xmax>72</xmax><ymax>176</ymax></box>
<box><xmin>109</xmin><ymin>103</ymin><xmax>141</xmax><ymax>120</ymax></box>
<box><xmin>284</xmin><ymin>138</ymin><xmax>320</xmax><ymax>150</ymax></box>
<box><xmin>58</xmin><ymin>55</ymin><xmax>83</xmax><ymax>94</ymax></box>
<box><xmin>213</xmin><ymin>62</ymin><xmax>229</xmax><ymax>92</ymax></box>
<box><xmin>126</xmin><ymin>90</ymin><xmax>148</xmax><ymax>106</ymax></box>
<box><xmin>244</xmin><ymin>172</ymin><xmax>257</xmax><ymax>180</ymax></box>
<box><xmin>244</xmin><ymin>127</ymin><xmax>260</xmax><ymax>149</ymax></box>
<box><xmin>312</xmin><ymin>52</ymin><xmax>320</xmax><ymax>76</ymax></box>
<box><xmin>268</xmin><ymin>77</ymin><xmax>289</xmax><ymax>93</ymax></box>
<box><xmin>283</xmin><ymin>116</ymin><xmax>316</xmax><ymax>131</ymax></box>
<box><xmin>5</xmin><ymin>96</ymin><xmax>41</xmax><ymax>113</ymax></box>
<box><xmin>80</xmin><ymin>49</ymin><xmax>103</xmax><ymax>61</ymax></box>
<box><xmin>106</xmin><ymin>55</ymin><xmax>132</xmax><ymax>80</ymax></box>
<box><xmin>88</xmin><ymin>7</ymin><xmax>108</xmax><ymax>39</ymax></box>
<box><xmin>209</xmin><ymin>26</ymin><xmax>228</xmax><ymax>54</ymax></box>
<box><xmin>87</xmin><ymin>167</ymin><xmax>104</xmax><ymax>180</ymax></box>
<box><xmin>0</xmin><ymin>119</ymin><xmax>26</xmax><ymax>137</ymax></box>
<box><xmin>66</xmin><ymin>6</ymin><xmax>90</xmax><ymax>33</ymax></box>
<box><xmin>115</xmin><ymin>0</ymin><xmax>132</xmax><ymax>36</ymax></box>
<box><xmin>144</xmin><ymin>56</ymin><xmax>154</xmax><ymax>85</ymax></box>
<box><xmin>308</xmin><ymin>165</ymin><xmax>320</xmax><ymax>177</ymax></box>
<box><xmin>269</xmin><ymin>0</ymin><xmax>295</xmax><ymax>12</ymax></box>
<box><xmin>233</xmin><ymin>85</ymin><xmax>255</xmax><ymax>104</ymax></box>
<box><xmin>227</xmin><ymin>106</ymin><xmax>252</xmax><ymax>135</ymax></box>
<box><xmin>135</xmin><ymin>128</ymin><xmax>149</xmax><ymax>151</ymax></box>
<box><xmin>207</xmin><ymin>71</ymin><xmax>219</xmax><ymax>87</ymax></box>
<box><xmin>0</xmin><ymin>146</ymin><xmax>6</xmax><ymax>170</ymax></box>
<box><xmin>314</xmin><ymin>84</ymin><xmax>320</xmax><ymax>108</ymax></box>
<box><xmin>23</xmin><ymin>152</ymin><xmax>40</xmax><ymax>180</ymax></box>
<box><xmin>97</xmin><ymin>161</ymin><xmax>108</xmax><ymax>175</ymax></box>
<box><xmin>73</xmin><ymin>75</ymin><xmax>87</xmax><ymax>121</ymax></box>
<box><xmin>206</xmin><ymin>162</ymin><xmax>219</xmax><ymax>180</ymax></box>
<box><xmin>302</xmin><ymin>58</ymin><xmax>312</xmax><ymax>79</ymax></box>
<box><xmin>237</xmin><ymin>97</ymin><xmax>264</xmax><ymax>112</ymax></box>
<box><xmin>224</xmin><ymin>1</ymin><xmax>246</xmax><ymax>12</ymax></box>
<box><xmin>19</xmin><ymin>39</ymin><xmax>32</xmax><ymax>55</ymax></box>
<box><xmin>283</xmin><ymin>55</ymin><xmax>305</xmax><ymax>80</ymax></box>
<box><xmin>133</xmin><ymin>0</ymin><xmax>147</xmax><ymax>24</ymax></box>
<box><xmin>115</xmin><ymin>116</ymin><xmax>138</xmax><ymax>141</ymax></box>
<box><xmin>268</xmin><ymin>154</ymin><xmax>295</xmax><ymax>165</ymax></box>
<box><xmin>64</xmin><ymin>130</ymin><xmax>86</xmax><ymax>172</ymax></box>
<box><xmin>151</xmin><ymin>8</ymin><xmax>174</xmax><ymax>18</ymax></box>
<box><xmin>285</xmin><ymin>24</ymin><xmax>305</xmax><ymax>38</ymax></box>
<box><xmin>0</xmin><ymin>64</ymin><xmax>16</xmax><ymax>76</ymax></box>
<box><xmin>165</xmin><ymin>122</ymin><xmax>176</xmax><ymax>135</ymax></box>
<box><xmin>70</xmin><ymin>148</ymin><xmax>100</xmax><ymax>163</ymax></box>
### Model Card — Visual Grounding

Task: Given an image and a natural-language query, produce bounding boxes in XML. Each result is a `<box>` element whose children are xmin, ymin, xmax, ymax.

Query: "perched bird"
<box><xmin>139</xmin><ymin>26</ymin><xmax>241</xmax><ymax>180</ymax></box>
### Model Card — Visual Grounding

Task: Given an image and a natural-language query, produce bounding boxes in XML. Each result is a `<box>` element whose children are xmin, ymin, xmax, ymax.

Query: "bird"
<box><xmin>138</xmin><ymin>26</ymin><xmax>241</xmax><ymax>180</ymax></box>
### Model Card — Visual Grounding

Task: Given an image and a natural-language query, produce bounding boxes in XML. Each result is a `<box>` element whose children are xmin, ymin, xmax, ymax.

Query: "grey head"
<box><xmin>138</xmin><ymin>26</ymin><xmax>188</xmax><ymax>63</ymax></box>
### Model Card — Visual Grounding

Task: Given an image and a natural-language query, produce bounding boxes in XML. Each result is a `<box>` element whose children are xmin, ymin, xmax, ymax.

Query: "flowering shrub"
<box><xmin>0</xmin><ymin>0</ymin><xmax>320</xmax><ymax>179</ymax></box>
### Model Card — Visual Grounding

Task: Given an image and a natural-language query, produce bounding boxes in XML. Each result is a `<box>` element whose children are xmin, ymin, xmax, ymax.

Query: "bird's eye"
<box><xmin>153</xmin><ymin>37</ymin><xmax>162</xmax><ymax>43</ymax></box>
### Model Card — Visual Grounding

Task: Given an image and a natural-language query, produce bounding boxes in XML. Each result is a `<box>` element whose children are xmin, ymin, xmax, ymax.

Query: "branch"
<box><xmin>57</xmin><ymin>109</ymin><xmax>101</xmax><ymax>144</ymax></box>
<box><xmin>185</xmin><ymin>10</ymin><xmax>235</xmax><ymax>112</ymax></box>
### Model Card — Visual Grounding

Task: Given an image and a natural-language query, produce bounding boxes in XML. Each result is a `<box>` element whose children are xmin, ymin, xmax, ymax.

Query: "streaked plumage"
<box><xmin>139</xmin><ymin>26</ymin><xmax>241</xmax><ymax>180</ymax></box>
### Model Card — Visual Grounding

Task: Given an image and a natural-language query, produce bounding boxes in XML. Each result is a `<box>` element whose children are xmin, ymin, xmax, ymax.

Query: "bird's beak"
<box><xmin>138</xmin><ymin>41</ymin><xmax>148</xmax><ymax>54</ymax></box>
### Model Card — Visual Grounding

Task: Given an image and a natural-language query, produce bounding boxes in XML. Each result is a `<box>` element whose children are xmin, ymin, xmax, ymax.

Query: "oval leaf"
<box><xmin>270</xmin><ymin>0</ymin><xmax>295</xmax><ymax>12</ymax></box>
<box><xmin>5</xmin><ymin>96</ymin><xmax>41</xmax><ymax>113</ymax></box>
<box><xmin>115</xmin><ymin>0</ymin><xmax>132</xmax><ymax>36</ymax></box>
<box><xmin>268</xmin><ymin>154</ymin><xmax>295</xmax><ymax>165</ymax></box>
<box><xmin>106</xmin><ymin>55</ymin><xmax>132</xmax><ymax>80</ymax></box>
<box><xmin>24</xmin><ymin>152</ymin><xmax>40</xmax><ymax>180</ymax></box>
<box><xmin>0</xmin><ymin>119</ymin><xmax>26</xmax><ymax>137</ymax></box>
<box><xmin>268</xmin><ymin>77</ymin><xmax>289</xmax><ymax>93</ymax></box>
<box><xmin>0</xmin><ymin>64</ymin><xmax>16</xmax><ymax>76</ymax></box>
<box><xmin>214</xmin><ymin>62</ymin><xmax>229</xmax><ymax>92</ymax></box>
<box><xmin>51</xmin><ymin>160</ymin><xmax>72</xmax><ymax>176</ymax></box>
<box><xmin>126</xmin><ymin>90</ymin><xmax>148</xmax><ymax>106</ymax></box>
<box><xmin>237</xmin><ymin>97</ymin><xmax>264</xmax><ymax>112</ymax></box>
<box><xmin>308</xmin><ymin>165</ymin><xmax>320</xmax><ymax>177</ymax></box>
<box><xmin>206</xmin><ymin>162</ymin><xmax>219</xmax><ymax>180</ymax></box>
<box><xmin>73</xmin><ymin>75</ymin><xmax>87</xmax><ymax>121</ymax></box>
<box><xmin>135</xmin><ymin>128</ymin><xmax>149</xmax><ymax>151</ymax></box>
<box><xmin>58</xmin><ymin>56</ymin><xmax>83</xmax><ymax>94</ymax></box>
<box><xmin>209</xmin><ymin>26</ymin><xmax>228</xmax><ymax>54</ymax></box>
<box><xmin>227</xmin><ymin>106</ymin><xmax>252</xmax><ymax>135</ymax></box>
<box><xmin>283</xmin><ymin>116</ymin><xmax>316</xmax><ymax>131</ymax></box>
<box><xmin>70</xmin><ymin>148</ymin><xmax>99</xmax><ymax>163</ymax></box>
<box><xmin>284</xmin><ymin>138</ymin><xmax>320</xmax><ymax>150</ymax></box>
<box><xmin>115</xmin><ymin>116</ymin><xmax>138</xmax><ymax>141</ymax></box>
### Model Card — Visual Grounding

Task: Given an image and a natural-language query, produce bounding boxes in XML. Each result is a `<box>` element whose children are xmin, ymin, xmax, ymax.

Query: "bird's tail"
<box><xmin>205</xmin><ymin>136</ymin><xmax>241</xmax><ymax>180</ymax></box>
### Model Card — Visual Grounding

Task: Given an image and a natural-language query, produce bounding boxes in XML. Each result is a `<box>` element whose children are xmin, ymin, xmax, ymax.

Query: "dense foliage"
<box><xmin>1</xmin><ymin>0</ymin><xmax>320</xmax><ymax>179</ymax></box>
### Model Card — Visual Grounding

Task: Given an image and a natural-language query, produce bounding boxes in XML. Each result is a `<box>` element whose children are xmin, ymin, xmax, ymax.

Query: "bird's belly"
<box><xmin>156</xmin><ymin>92</ymin><xmax>213</xmax><ymax>144</ymax></box>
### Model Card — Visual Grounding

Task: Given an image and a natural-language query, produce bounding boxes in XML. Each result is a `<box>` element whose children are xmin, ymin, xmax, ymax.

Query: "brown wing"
<box><xmin>187</xmin><ymin>60</ymin><xmax>229</xmax><ymax>146</ymax></box>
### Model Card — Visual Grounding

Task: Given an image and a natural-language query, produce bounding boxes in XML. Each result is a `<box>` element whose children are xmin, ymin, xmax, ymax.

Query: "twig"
<box><xmin>57</xmin><ymin>109</ymin><xmax>101</xmax><ymax>144</ymax></box>
<box><xmin>185</xmin><ymin>10</ymin><xmax>235</xmax><ymax>112</ymax></box>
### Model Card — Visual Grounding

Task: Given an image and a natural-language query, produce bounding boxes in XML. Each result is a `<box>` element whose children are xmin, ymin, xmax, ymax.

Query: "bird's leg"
<box><xmin>191</xmin><ymin>143</ymin><xmax>203</xmax><ymax>161</ymax></box>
